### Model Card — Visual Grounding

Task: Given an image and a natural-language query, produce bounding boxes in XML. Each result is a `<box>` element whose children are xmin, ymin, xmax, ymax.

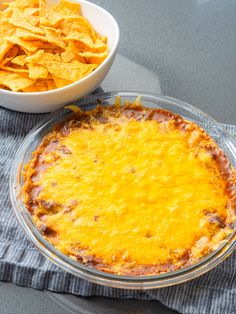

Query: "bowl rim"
<box><xmin>0</xmin><ymin>0</ymin><xmax>120</xmax><ymax>97</ymax></box>
<box><xmin>9</xmin><ymin>91</ymin><xmax>236</xmax><ymax>289</ymax></box>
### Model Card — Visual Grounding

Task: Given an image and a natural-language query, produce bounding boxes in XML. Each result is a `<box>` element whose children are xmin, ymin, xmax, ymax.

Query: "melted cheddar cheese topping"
<box><xmin>23</xmin><ymin>104</ymin><xmax>235</xmax><ymax>275</ymax></box>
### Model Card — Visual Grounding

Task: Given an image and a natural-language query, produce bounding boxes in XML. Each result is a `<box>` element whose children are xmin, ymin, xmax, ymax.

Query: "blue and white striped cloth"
<box><xmin>0</xmin><ymin>101</ymin><xmax>235</xmax><ymax>314</ymax></box>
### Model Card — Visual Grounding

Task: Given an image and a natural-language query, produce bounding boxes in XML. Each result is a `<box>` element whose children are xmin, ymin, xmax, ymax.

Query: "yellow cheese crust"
<box><xmin>23</xmin><ymin>102</ymin><xmax>236</xmax><ymax>276</ymax></box>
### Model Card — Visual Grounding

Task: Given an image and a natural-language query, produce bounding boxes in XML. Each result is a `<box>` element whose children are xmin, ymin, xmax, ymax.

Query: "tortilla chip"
<box><xmin>38</xmin><ymin>0</ymin><xmax>46</xmax><ymax>18</ymax></box>
<box><xmin>39</xmin><ymin>6</ymin><xmax>65</xmax><ymax>27</ymax></box>
<box><xmin>0</xmin><ymin>70</ymin><xmax>34</xmax><ymax>91</ymax></box>
<box><xmin>79</xmin><ymin>50</ymin><xmax>108</xmax><ymax>65</ymax></box>
<box><xmin>40</xmin><ymin>0</ymin><xmax>80</xmax><ymax>27</ymax></box>
<box><xmin>15</xmin><ymin>28</ymin><xmax>47</xmax><ymax>41</ymax></box>
<box><xmin>0</xmin><ymin>84</ymin><xmax>10</xmax><ymax>90</ymax></box>
<box><xmin>23</xmin><ymin>8</ymin><xmax>40</xmax><ymax>26</ymax></box>
<box><xmin>0</xmin><ymin>66</ymin><xmax>29</xmax><ymax>73</ymax></box>
<box><xmin>5</xmin><ymin>36</ymin><xmax>40</xmax><ymax>53</ymax></box>
<box><xmin>0</xmin><ymin>3</ymin><xmax>9</xmax><ymax>10</ymax></box>
<box><xmin>21</xmin><ymin>85</ymin><xmax>37</xmax><ymax>92</ymax></box>
<box><xmin>10</xmin><ymin>7</ymin><xmax>44</xmax><ymax>35</ymax></box>
<box><xmin>7</xmin><ymin>0</ymin><xmax>40</xmax><ymax>9</ymax></box>
<box><xmin>65</xmin><ymin>40</ymin><xmax>85</xmax><ymax>62</ymax></box>
<box><xmin>54</xmin><ymin>0</ymin><xmax>81</xmax><ymax>15</ymax></box>
<box><xmin>0</xmin><ymin>57</ymin><xmax>13</xmax><ymax>66</ymax></box>
<box><xmin>46</xmin><ymin>79</ymin><xmax>57</xmax><ymax>90</ymax></box>
<box><xmin>60</xmin><ymin>42</ymin><xmax>85</xmax><ymax>63</ymax></box>
<box><xmin>65</xmin><ymin>36</ymin><xmax>107</xmax><ymax>53</ymax></box>
<box><xmin>36</xmin><ymin>42</ymin><xmax>62</xmax><ymax>52</ymax></box>
<box><xmin>23</xmin><ymin>7</ymin><xmax>39</xmax><ymax>18</ymax></box>
<box><xmin>26</xmin><ymin>50</ymin><xmax>61</xmax><ymax>64</ymax></box>
<box><xmin>46</xmin><ymin>60</ymin><xmax>97</xmax><ymax>82</ymax></box>
<box><xmin>34</xmin><ymin>80</ymin><xmax>48</xmax><ymax>91</ymax></box>
<box><xmin>43</xmin><ymin>27</ymin><xmax>67</xmax><ymax>49</ymax></box>
<box><xmin>61</xmin><ymin>17</ymin><xmax>94</xmax><ymax>38</ymax></box>
<box><xmin>100</xmin><ymin>36</ymin><xmax>107</xmax><ymax>44</ymax></box>
<box><xmin>93</xmin><ymin>38</ymin><xmax>108</xmax><ymax>53</ymax></box>
<box><xmin>0</xmin><ymin>41</ymin><xmax>13</xmax><ymax>61</ymax></box>
<box><xmin>28</xmin><ymin>63</ymin><xmax>48</xmax><ymax>79</ymax></box>
<box><xmin>51</xmin><ymin>74</ymin><xmax>73</xmax><ymax>89</ymax></box>
<box><xmin>11</xmin><ymin>55</ymin><xmax>27</xmax><ymax>66</ymax></box>
<box><xmin>24</xmin><ymin>14</ymin><xmax>40</xmax><ymax>27</ymax></box>
<box><xmin>60</xmin><ymin>50</ymin><xmax>74</xmax><ymax>63</ymax></box>
<box><xmin>0</xmin><ymin>20</ymin><xmax>16</xmax><ymax>36</ymax></box>
<box><xmin>64</xmin><ymin>32</ymin><xmax>94</xmax><ymax>48</ymax></box>
<box><xmin>23</xmin><ymin>79</ymin><xmax>49</xmax><ymax>92</ymax></box>
<box><xmin>5</xmin><ymin>45</ymin><xmax>19</xmax><ymax>59</ymax></box>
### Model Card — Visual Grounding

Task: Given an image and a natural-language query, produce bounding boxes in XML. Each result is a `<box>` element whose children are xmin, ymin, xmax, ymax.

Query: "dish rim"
<box><xmin>9</xmin><ymin>91</ymin><xmax>236</xmax><ymax>289</ymax></box>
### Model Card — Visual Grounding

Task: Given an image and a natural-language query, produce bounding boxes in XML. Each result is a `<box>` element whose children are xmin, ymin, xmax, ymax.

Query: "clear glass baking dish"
<box><xmin>9</xmin><ymin>91</ymin><xmax>236</xmax><ymax>289</ymax></box>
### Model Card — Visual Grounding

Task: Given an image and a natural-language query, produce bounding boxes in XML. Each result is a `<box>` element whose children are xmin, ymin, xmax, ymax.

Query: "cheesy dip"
<box><xmin>23</xmin><ymin>101</ymin><xmax>236</xmax><ymax>276</ymax></box>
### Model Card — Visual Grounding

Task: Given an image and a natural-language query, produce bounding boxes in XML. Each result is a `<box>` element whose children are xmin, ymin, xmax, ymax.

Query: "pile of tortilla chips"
<box><xmin>0</xmin><ymin>0</ymin><xmax>108</xmax><ymax>92</ymax></box>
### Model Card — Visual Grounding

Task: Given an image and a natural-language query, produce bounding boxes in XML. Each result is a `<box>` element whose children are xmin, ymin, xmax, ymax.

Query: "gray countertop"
<box><xmin>97</xmin><ymin>0</ymin><xmax>236</xmax><ymax>124</ymax></box>
<box><xmin>1</xmin><ymin>0</ymin><xmax>236</xmax><ymax>313</ymax></box>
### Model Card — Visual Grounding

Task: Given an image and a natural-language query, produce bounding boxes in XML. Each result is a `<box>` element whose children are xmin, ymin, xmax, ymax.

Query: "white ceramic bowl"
<box><xmin>0</xmin><ymin>0</ymin><xmax>119</xmax><ymax>113</ymax></box>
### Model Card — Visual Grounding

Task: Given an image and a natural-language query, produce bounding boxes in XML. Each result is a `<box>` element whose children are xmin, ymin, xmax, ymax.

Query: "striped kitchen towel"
<box><xmin>0</xmin><ymin>99</ymin><xmax>235</xmax><ymax>314</ymax></box>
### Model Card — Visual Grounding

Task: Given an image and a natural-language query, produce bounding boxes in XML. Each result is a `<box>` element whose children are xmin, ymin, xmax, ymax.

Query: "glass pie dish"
<box><xmin>10</xmin><ymin>91</ymin><xmax>236</xmax><ymax>289</ymax></box>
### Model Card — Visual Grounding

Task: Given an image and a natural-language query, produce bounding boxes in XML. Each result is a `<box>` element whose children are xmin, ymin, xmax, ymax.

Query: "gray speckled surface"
<box><xmin>98</xmin><ymin>0</ymin><xmax>236</xmax><ymax>124</ymax></box>
<box><xmin>0</xmin><ymin>283</ymin><xmax>177</xmax><ymax>314</ymax></box>
<box><xmin>1</xmin><ymin>0</ymin><xmax>236</xmax><ymax>313</ymax></box>
<box><xmin>0</xmin><ymin>283</ymin><xmax>65</xmax><ymax>314</ymax></box>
